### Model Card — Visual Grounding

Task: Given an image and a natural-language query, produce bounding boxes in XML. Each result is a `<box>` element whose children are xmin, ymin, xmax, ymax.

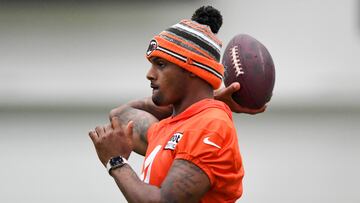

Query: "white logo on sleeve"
<box><xmin>203</xmin><ymin>137</ymin><xmax>221</xmax><ymax>149</ymax></box>
<box><xmin>164</xmin><ymin>132</ymin><xmax>183</xmax><ymax>150</ymax></box>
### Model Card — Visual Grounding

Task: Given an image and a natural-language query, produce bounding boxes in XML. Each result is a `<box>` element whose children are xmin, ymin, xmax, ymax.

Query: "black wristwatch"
<box><xmin>106</xmin><ymin>156</ymin><xmax>129</xmax><ymax>175</ymax></box>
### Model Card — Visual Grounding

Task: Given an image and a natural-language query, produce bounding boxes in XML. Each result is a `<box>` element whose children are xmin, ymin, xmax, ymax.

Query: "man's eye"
<box><xmin>157</xmin><ymin>62</ymin><xmax>166</xmax><ymax>68</ymax></box>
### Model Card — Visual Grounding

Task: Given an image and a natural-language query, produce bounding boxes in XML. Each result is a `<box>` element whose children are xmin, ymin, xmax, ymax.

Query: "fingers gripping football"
<box><xmin>215</xmin><ymin>82</ymin><xmax>266</xmax><ymax>114</ymax></box>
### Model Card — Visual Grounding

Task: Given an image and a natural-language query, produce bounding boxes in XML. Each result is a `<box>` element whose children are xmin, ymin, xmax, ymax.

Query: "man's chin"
<box><xmin>152</xmin><ymin>95</ymin><xmax>161</xmax><ymax>106</ymax></box>
<box><xmin>152</xmin><ymin>95</ymin><xmax>167</xmax><ymax>107</ymax></box>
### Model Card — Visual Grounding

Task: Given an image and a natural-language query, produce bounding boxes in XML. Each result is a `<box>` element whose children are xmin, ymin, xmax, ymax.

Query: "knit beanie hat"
<box><xmin>145</xmin><ymin>6</ymin><xmax>224</xmax><ymax>89</ymax></box>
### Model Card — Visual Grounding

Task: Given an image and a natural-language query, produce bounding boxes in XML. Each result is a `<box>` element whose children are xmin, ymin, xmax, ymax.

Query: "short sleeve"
<box><xmin>174</xmin><ymin>118</ymin><xmax>242</xmax><ymax>187</ymax></box>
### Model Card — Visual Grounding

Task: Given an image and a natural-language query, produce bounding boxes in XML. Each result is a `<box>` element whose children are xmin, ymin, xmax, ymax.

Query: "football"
<box><xmin>222</xmin><ymin>34</ymin><xmax>275</xmax><ymax>109</ymax></box>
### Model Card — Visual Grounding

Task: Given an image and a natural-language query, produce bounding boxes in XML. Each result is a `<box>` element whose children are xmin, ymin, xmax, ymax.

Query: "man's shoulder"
<box><xmin>199</xmin><ymin>99</ymin><xmax>232</xmax><ymax>119</ymax></box>
<box><xmin>198</xmin><ymin>105</ymin><xmax>232</xmax><ymax>122</ymax></box>
<box><xmin>184</xmin><ymin>107</ymin><xmax>234</xmax><ymax>134</ymax></box>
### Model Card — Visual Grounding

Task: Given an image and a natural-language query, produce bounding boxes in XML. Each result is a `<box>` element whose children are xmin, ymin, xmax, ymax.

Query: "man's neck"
<box><xmin>172</xmin><ymin>83</ymin><xmax>214</xmax><ymax>117</ymax></box>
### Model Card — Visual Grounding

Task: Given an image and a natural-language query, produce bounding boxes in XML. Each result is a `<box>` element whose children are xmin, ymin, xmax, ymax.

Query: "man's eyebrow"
<box><xmin>150</xmin><ymin>57</ymin><xmax>160</xmax><ymax>63</ymax></box>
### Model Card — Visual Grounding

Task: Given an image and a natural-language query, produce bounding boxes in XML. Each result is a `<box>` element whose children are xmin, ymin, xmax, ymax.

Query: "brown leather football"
<box><xmin>222</xmin><ymin>34</ymin><xmax>275</xmax><ymax>109</ymax></box>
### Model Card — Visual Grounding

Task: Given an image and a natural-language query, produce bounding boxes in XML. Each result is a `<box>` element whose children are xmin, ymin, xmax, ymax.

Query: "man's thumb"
<box><xmin>224</xmin><ymin>82</ymin><xmax>241</xmax><ymax>95</ymax></box>
<box><xmin>126</xmin><ymin>121</ymin><xmax>134</xmax><ymax>137</ymax></box>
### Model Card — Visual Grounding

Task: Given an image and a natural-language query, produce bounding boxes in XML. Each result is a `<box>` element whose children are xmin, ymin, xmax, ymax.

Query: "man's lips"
<box><xmin>150</xmin><ymin>84</ymin><xmax>159</xmax><ymax>89</ymax></box>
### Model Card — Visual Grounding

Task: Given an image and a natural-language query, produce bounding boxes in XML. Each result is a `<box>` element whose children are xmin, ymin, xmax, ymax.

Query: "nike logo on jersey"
<box><xmin>203</xmin><ymin>137</ymin><xmax>221</xmax><ymax>149</ymax></box>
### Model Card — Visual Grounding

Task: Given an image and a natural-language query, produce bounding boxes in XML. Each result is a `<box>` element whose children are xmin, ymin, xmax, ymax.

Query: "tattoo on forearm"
<box><xmin>134</xmin><ymin>118</ymin><xmax>150</xmax><ymax>144</ymax></box>
<box><xmin>161</xmin><ymin>160</ymin><xmax>209</xmax><ymax>202</ymax></box>
<box><xmin>115</xmin><ymin>107</ymin><xmax>152</xmax><ymax>144</ymax></box>
<box><xmin>116</xmin><ymin>107</ymin><xmax>133</xmax><ymax>124</ymax></box>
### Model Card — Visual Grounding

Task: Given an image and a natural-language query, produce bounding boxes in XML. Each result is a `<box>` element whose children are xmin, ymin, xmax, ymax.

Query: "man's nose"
<box><xmin>146</xmin><ymin>65</ymin><xmax>156</xmax><ymax>81</ymax></box>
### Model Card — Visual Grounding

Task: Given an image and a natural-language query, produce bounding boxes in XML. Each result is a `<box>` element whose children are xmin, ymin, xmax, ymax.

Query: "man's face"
<box><xmin>146</xmin><ymin>57</ymin><xmax>188</xmax><ymax>106</ymax></box>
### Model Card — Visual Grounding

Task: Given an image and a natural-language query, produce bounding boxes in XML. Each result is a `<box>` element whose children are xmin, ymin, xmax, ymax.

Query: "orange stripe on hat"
<box><xmin>159</xmin><ymin>31</ymin><xmax>215</xmax><ymax>60</ymax></box>
<box><xmin>146</xmin><ymin>36</ymin><xmax>224</xmax><ymax>89</ymax></box>
<box><xmin>180</xmin><ymin>19</ymin><xmax>222</xmax><ymax>46</ymax></box>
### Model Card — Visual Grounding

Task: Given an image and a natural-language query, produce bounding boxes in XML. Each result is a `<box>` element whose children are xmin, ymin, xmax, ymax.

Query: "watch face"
<box><xmin>110</xmin><ymin>156</ymin><xmax>123</xmax><ymax>166</ymax></box>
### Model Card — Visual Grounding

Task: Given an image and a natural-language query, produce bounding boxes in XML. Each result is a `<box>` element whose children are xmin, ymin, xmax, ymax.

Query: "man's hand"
<box><xmin>89</xmin><ymin>117</ymin><xmax>134</xmax><ymax>166</ymax></box>
<box><xmin>214</xmin><ymin>82</ymin><xmax>266</xmax><ymax>114</ymax></box>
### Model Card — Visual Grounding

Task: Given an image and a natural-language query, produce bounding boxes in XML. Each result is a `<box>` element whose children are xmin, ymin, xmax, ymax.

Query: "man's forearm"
<box><xmin>111</xmin><ymin>165</ymin><xmax>161</xmax><ymax>203</ymax></box>
<box><xmin>109</xmin><ymin>104</ymin><xmax>158</xmax><ymax>156</ymax></box>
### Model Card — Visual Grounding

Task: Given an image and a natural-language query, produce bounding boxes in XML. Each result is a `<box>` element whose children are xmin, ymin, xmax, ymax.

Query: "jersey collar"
<box><xmin>164</xmin><ymin>99</ymin><xmax>232</xmax><ymax>124</ymax></box>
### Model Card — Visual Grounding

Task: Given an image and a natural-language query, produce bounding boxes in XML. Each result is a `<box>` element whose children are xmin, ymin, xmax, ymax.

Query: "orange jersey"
<box><xmin>140</xmin><ymin>99</ymin><xmax>244</xmax><ymax>202</ymax></box>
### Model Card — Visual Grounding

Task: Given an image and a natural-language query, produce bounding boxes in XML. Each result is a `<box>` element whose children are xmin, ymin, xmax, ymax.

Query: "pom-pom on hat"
<box><xmin>146</xmin><ymin>6</ymin><xmax>224</xmax><ymax>89</ymax></box>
